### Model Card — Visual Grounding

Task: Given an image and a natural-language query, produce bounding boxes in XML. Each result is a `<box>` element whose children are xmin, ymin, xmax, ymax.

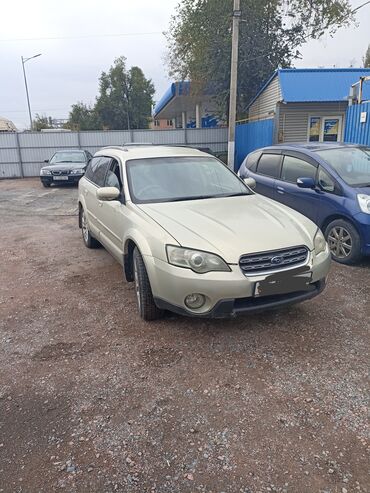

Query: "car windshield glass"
<box><xmin>126</xmin><ymin>156</ymin><xmax>251</xmax><ymax>203</ymax></box>
<box><xmin>50</xmin><ymin>152</ymin><xmax>86</xmax><ymax>163</ymax></box>
<box><xmin>316</xmin><ymin>147</ymin><xmax>370</xmax><ymax>187</ymax></box>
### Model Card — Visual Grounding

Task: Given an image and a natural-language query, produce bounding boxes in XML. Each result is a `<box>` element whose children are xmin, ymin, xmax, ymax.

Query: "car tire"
<box><xmin>133</xmin><ymin>247</ymin><xmax>164</xmax><ymax>321</ymax></box>
<box><xmin>42</xmin><ymin>182</ymin><xmax>51</xmax><ymax>188</ymax></box>
<box><xmin>324</xmin><ymin>219</ymin><xmax>362</xmax><ymax>265</ymax></box>
<box><xmin>80</xmin><ymin>207</ymin><xmax>100</xmax><ymax>249</ymax></box>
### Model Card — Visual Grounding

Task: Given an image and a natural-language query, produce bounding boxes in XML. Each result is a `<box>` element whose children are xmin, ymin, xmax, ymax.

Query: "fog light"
<box><xmin>184</xmin><ymin>293</ymin><xmax>206</xmax><ymax>309</ymax></box>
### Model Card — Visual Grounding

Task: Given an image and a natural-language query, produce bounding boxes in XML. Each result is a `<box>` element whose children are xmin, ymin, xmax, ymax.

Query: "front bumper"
<box><xmin>145</xmin><ymin>247</ymin><xmax>331</xmax><ymax>318</ymax></box>
<box><xmin>155</xmin><ymin>279</ymin><xmax>326</xmax><ymax>318</ymax></box>
<box><xmin>353</xmin><ymin>212</ymin><xmax>370</xmax><ymax>256</ymax></box>
<box><xmin>40</xmin><ymin>174</ymin><xmax>84</xmax><ymax>185</ymax></box>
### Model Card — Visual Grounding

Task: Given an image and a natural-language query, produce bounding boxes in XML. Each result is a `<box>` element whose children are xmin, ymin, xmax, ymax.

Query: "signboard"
<box><xmin>360</xmin><ymin>112</ymin><xmax>367</xmax><ymax>123</ymax></box>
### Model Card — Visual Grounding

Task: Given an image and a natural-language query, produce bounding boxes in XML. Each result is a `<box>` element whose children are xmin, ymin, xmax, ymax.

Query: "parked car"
<box><xmin>78</xmin><ymin>146</ymin><xmax>331</xmax><ymax>320</ymax></box>
<box><xmin>238</xmin><ymin>143</ymin><xmax>370</xmax><ymax>265</ymax></box>
<box><xmin>40</xmin><ymin>149</ymin><xmax>93</xmax><ymax>187</ymax></box>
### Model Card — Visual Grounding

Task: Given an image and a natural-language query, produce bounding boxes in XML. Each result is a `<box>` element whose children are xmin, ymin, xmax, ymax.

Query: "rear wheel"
<box><xmin>324</xmin><ymin>219</ymin><xmax>362</xmax><ymax>265</ymax></box>
<box><xmin>80</xmin><ymin>207</ymin><xmax>99</xmax><ymax>249</ymax></box>
<box><xmin>133</xmin><ymin>247</ymin><xmax>164</xmax><ymax>321</ymax></box>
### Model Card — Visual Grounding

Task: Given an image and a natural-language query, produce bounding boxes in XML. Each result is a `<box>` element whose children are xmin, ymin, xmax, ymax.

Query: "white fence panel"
<box><xmin>0</xmin><ymin>128</ymin><xmax>228</xmax><ymax>178</ymax></box>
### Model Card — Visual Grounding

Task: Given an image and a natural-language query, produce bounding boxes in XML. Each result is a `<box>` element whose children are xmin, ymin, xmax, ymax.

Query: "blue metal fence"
<box><xmin>235</xmin><ymin>118</ymin><xmax>274</xmax><ymax>170</ymax></box>
<box><xmin>344</xmin><ymin>102</ymin><xmax>370</xmax><ymax>146</ymax></box>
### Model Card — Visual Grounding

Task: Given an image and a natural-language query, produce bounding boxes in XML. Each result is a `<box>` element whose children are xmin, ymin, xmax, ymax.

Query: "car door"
<box><xmin>251</xmin><ymin>152</ymin><xmax>282</xmax><ymax>199</ymax></box>
<box><xmin>83</xmin><ymin>156</ymin><xmax>111</xmax><ymax>235</ymax></box>
<box><xmin>95</xmin><ymin>159</ymin><xmax>128</xmax><ymax>263</ymax></box>
<box><xmin>274</xmin><ymin>153</ymin><xmax>320</xmax><ymax>223</ymax></box>
<box><xmin>315</xmin><ymin>165</ymin><xmax>344</xmax><ymax>227</ymax></box>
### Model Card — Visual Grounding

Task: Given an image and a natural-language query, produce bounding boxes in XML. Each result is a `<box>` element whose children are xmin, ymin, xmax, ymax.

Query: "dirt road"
<box><xmin>0</xmin><ymin>179</ymin><xmax>369</xmax><ymax>492</ymax></box>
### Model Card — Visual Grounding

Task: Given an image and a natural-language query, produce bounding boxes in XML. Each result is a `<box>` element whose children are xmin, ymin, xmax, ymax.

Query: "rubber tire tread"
<box><xmin>133</xmin><ymin>247</ymin><xmax>164</xmax><ymax>321</ymax></box>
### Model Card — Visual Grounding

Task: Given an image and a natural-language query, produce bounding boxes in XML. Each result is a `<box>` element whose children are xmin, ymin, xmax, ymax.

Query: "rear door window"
<box><xmin>281</xmin><ymin>156</ymin><xmax>317</xmax><ymax>183</ymax></box>
<box><xmin>256</xmin><ymin>154</ymin><xmax>281</xmax><ymax>178</ymax></box>
<box><xmin>85</xmin><ymin>156</ymin><xmax>111</xmax><ymax>186</ymax></box>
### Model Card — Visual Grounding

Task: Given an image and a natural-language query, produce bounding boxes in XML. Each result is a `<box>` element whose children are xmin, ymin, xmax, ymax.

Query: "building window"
<box><xmin>154</xmin><ymin>120</ymin><xmax>160</xmax><ymax>127</ymax></box>
<box><xmin>167</xmin><ymin>119</ymin><xmax>173</xmax><ymax>126</ymax></box>
<box><xmin>309</xmin><ymin>117</ymin><xmax>321</xmax><ymax>142</ymax></box>
<box><xmin>308</xmin><ymin>116</ymin><xmax>342</xmax><ymax>142</ymax></box>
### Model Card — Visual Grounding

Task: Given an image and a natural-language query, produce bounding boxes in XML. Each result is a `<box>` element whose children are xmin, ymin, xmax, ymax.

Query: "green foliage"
<box><xmin>364</xmin><ymin>44</ymin><xmax>370</xmax><ymax>68</ymax></box>
<box><xmin>166</xmin><ymin>0</ymin><xmax>354</xmax><ymax>118</ymax></box>
<box><xmin>32</xmin><ymin>114</ymin><xmax>54</xmax><ymax>131</ymax></box>
<box><xmin>67</xmin><ymin>57</ymin><xmax>155</xmax><ymax>130</ymax></box>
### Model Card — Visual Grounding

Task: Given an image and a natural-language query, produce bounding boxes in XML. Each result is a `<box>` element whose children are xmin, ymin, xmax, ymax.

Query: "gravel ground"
<box><xmin>0</xmin><ymin>178</ymin><xmax>369</xmax><ymax>493</ymax></box>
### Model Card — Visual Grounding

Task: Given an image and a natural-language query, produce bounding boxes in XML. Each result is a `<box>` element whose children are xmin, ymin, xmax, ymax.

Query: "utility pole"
<box><xmin>227</xmin><ymin>0</ymin><xmax>241</xmax><ymax>169</ymax></box>
<box><xmin>21</xmin><ymin>54</ymin><xmax>42</xmax><ymax>131</ymax></box>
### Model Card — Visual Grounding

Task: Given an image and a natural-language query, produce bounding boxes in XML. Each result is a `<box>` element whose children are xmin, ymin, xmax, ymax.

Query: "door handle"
<box><xmin>277</xmin><ymin>186</ymin><xmax>285</xmax><ymax>194</ymax></box>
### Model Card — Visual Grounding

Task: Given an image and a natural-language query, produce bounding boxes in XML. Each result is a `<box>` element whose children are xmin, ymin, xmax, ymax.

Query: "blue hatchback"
<box><xmin>238</xmin><ymin>143</ymin><xmax>370</xmax><ymax>264</ymax></box>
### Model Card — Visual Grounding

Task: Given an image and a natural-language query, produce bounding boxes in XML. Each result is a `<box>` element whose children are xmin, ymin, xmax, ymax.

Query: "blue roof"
<box><xmin>154</xmin><ymin>81</ymin><xmax>191</xmax><ymax>116</ymax></box>
<box><xmin>248</xmin><ymin>68</ymin><xmax>370</xmax><ymax>108</ymax></box>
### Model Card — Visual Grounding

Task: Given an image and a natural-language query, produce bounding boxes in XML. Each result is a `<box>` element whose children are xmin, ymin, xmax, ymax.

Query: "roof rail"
<box><xmin>100</xmin><ymin>145</ymin><xmax>126</xmax><ymax>151</ymax></box>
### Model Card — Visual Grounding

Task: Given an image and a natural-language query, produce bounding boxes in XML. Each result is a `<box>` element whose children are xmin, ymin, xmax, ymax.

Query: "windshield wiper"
<box><xmin>220</xmin><ymin>192</ymin><xmax>250</xmax><ymax>197</ymax></box>
<box><xmin>169</xmin><ymin>195</ymin><xmax>218</xmax><ymax>202</ymax></box>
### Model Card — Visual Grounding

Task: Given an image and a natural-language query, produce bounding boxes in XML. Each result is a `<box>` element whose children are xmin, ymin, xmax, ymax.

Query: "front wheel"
<box><xmin>80</xmin><ymin>207</ymin><xmax>100</xmax><ymax>249</ymax></box>
<box><xmin>133</xmin><ymin>247</ymin><xmax>164</xmax><ymax>321</ymax></box>
<box><xmin>324</xmin><ymin>219</ymin><xmax>362</xmax><ymax>265</ymax></box>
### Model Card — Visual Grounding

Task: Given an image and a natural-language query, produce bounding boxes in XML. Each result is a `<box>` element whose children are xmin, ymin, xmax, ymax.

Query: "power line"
<box><xmin>0</xmin><ymin>31</ymin><xmax>163</xmax><ymax>43</ymax></box>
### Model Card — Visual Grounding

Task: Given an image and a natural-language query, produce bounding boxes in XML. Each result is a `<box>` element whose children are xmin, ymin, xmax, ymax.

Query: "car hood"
<box><xmin>138</xmin><ymin>195</ymin><xmax>318</xmax><ymax>263</ymax></box>
<box><xmin>42</xmin><ymin>163</ymin><xmax>86</xmax><ymax>171</ymax></box>
<box><xmin>356</xmin><ymin>185</ymin><xmax>370</xmax><ymax>195</ymax></box>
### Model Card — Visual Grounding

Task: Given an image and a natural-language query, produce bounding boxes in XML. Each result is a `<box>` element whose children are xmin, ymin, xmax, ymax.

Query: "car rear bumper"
<box><xmin>154</xmin><ymin>279</ymin><xmax>326</xmax><ymax>318</ymax></box>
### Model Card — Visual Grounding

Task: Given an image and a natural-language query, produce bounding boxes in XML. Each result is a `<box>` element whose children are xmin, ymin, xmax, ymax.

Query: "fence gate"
<box><xmin>344</xmin><ymin>102</ymin><xmax>370</xmax><ymax>146</ymax></box>
<box><xmin>235</xmin><ymin>118</ymin><xmax>274</xmax><ymax>170</ymax></box>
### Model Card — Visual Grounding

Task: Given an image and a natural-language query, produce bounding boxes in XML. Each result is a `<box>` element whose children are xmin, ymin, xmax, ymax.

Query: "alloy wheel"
<box><xmin>81</xmin><ymin>210</ymin><xmax>89</xmax><ymax>244</ymax></box>
<box><xmin>327</xmin><ymin>226</ymin><xmax>352</xmax><ymax>259</ymax></box>
<box><xmin>133</xmin><ymin>257</ymin><xmax>141</xmax><ymax>311</ymax></box>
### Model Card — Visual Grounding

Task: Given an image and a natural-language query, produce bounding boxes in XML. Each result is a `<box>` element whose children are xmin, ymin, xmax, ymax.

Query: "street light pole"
<box><xmin>21</xmin><ymin>54</ymin><xmax>42</xmax><ymax>131</ymax></box>
<box><xmin>227</xmin><ymin>0</ymin><xmax>241</xmax><ymax>170</ymax></box>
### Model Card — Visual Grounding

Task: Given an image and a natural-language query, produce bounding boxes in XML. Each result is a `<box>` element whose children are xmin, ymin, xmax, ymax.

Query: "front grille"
<box><xmin>239</xmin><ymin>246</ymin><xmax>309</xmax><ymax>275</ymax></box>
<box><xmin>52</xmin><ymin>170</ymin><xmax>69</xmax><ymax>175</ymax></box>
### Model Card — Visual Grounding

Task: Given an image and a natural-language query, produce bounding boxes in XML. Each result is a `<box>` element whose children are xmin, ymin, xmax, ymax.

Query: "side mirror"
<box><xmin>297</xmin><ymin>177</ymin><xmax>315</xmax><ymax>189</ymax></box>
<box><xmin>243</xmin><ymin>177</ymin><xmax>256</xmax><ymax>190</ymax></box>
<box><xmin>44</xmin><ymin>159</ymin><xmax>49</xmax><ymax>163</ymax></box>
<box><xmin>96</xmin><ymin>187</ymin><xmax>121</xmax><ymax>201</ymax></box>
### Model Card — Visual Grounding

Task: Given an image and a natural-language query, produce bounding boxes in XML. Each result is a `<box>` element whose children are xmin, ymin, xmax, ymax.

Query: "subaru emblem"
<box><xmin>271</xmin><ymin>256</ymin><xmax>283</xmax><ymax>265</ymax></box>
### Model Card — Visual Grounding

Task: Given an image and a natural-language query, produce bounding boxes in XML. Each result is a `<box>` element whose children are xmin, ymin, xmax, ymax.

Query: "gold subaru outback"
<box><xmin>78</xmin><ymin>145</ymin><xmax>331</xmax><ymax>320</ymax></box>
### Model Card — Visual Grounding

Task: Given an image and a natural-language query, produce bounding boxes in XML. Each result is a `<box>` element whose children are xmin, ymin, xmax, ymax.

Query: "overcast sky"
<box><xmin>1</xmin><ymin>0</ymin><xmax>369</xmax><ymax>129</ymax></box>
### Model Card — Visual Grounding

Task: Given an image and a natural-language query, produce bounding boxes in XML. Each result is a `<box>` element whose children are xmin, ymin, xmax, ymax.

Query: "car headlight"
<box><xmin>314</xmin><ymin>229</ymin><xmax>327</xmax><ymax>255</ymax></box>
<box><xmin>70</xmin><ymin>168</ymin><xmax>84</xmax><ymax>175</ymax></box>
<box><xmin>40</xmin><ymin>169</ymin><xmax>51</xmax><ymax>176</ymax></box>
<box><xmin>166</xmin><ymin>245</ymin><xmax>230</xmax><ymax>273</ymax></box>
<box><xmin>357</xmin><ymin>194</ymin><xmax>370</xmax><ymax>214</ymax></box>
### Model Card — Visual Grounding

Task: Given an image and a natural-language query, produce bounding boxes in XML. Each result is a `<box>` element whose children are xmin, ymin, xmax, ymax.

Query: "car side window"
<box><xmin>281</xmin><ymin>156</ymin><xmax>316</xmax><ymax>183</ymax></box>
<box><xmin>245</xmin><ymin>151</ymin><xmax>261</xmax><ymax>172</ymax></box>
<box><xmin>85</xmin><ymin>157</ymin><xmax>111</xmax><ymax>187</ymax></box>
<box><xmin>318</xmin><ymin>167</ymin><xmax>335</xmax><ymax>193</ymax></box>
<box><xmin>105</xmin><ymin>160</ymin><xmax>122</xmax><ymax>190</ymax></box>
<box><xmin>256</xmin><ymin>154</ymin><xmax>281</xmax><ymax>178</ymax></box>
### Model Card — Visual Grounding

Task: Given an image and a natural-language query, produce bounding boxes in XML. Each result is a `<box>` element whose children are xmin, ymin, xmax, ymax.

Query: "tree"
<box><xmin>65</xmin><ymin>102</ymin><xmax>99</xmax><ymax>131</ymax></box>
<box><xmin>32</xmin><ymin>114</ymin><xmax>53</xmax><ymax>131</ymax></box>
<box><xmin>67</xmin><ymin>57</ymin><xmax>155</xmax><ymax>130</ymax></box>
<box><xmin>166</xmin><ymin>0</ymin><xmax>354</xmax><ymax>119</ymax></box>
<box><xmin>364</xmin><ymin>44</ymin><xmax>370</xmax><ymax>68</ymax></box>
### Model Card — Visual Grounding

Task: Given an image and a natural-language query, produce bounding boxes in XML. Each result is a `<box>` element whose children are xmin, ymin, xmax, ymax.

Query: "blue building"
<box><xmin>153</xmin><ymin>81</ymin><xmax>221</xmax><ymax>129</ymax></box>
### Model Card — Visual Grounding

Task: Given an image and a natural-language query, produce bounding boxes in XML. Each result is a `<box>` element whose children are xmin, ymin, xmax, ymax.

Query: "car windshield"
<box><xmin>50</xmin><ymin>151</ymin><xmax>86</xmax><ymax>163</ymax></box>
<box><xmin>126</xmin><ymin>156</ymin><xmax>251</xmax><ymax>203</ymax></box>
<box><xmin>316</xmin><ymin>147</ymin><xmax>370</xmax><ymax>187</ymax></box>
